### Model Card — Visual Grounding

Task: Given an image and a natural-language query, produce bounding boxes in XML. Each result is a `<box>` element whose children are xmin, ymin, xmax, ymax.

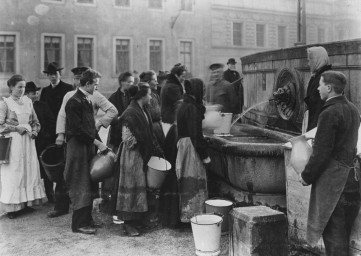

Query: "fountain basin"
<box><xmin>205</xmin><ymin>124</ymin><xmax>292</xmax><ymax>194</ymax></box>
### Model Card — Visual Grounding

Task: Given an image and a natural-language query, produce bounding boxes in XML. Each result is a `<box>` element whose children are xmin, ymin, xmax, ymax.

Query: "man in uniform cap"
<box><xmin>223</xmin><ymin>58</ymin><xmax>244</xmax><ymax>113</ymax></box>
<box><xmin>206</xmin><ymin>63</ymin><xmax>239</xmax><ymax>114</ymax></box>
<box><xmin>25</xmin><ymin>82</ymin><xmax>55</xmax><ymax>203</ymax></box>
<box><xmin>40</xmin><ymin>62</ymin><xmax>73</xmax><ymax>218</ymax></box>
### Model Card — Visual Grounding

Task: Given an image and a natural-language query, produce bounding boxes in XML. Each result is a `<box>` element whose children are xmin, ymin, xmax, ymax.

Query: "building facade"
<box><xmin>0</xmin><ymin>0</ymin><xmax>212</xmax><ymax>96</ymax></box>
<box><xmin>0</xmin><ymin>0</ymin><xmax>360</xmax><ymax>96</ymax></box>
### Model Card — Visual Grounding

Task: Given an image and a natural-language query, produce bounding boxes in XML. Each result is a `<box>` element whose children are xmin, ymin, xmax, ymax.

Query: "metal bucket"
<box><xmin>214</xmin><ymin>113</ymin><xmax>233</xmax><ymax>135</ymax></box>
<box><xmin>40</xmin><ymin>145</ymin><xmax>65</xmax><ymax>182</ymax></box>
<box><xmin>90</xmin><ymin>149</ymin><xmax>116</xmax><ymax>182</ymax></box>
<box><xmin>191</xmin><ymin>214</ymin><xmax>223</xmax><ymax>256</ymax></box>
<box><xmin>205</xmin><ymin>199</ymin><xmax>233</xmax><ymax>234</ymax></box>
<box><xmin>147</xmin><ymin>156</ymin><xmax>171</xmax><ymax>189</ymax></box>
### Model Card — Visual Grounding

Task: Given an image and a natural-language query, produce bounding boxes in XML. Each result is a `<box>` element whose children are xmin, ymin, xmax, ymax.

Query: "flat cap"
<box><xmin>209</xmin><ymin>63</ymin><xmax>224</xmax><ymax>70</ymax></box>
<box><xmin>71</xmin><ymin>66</ymin><xmax>90</xmax><ymax>75</ymax></box>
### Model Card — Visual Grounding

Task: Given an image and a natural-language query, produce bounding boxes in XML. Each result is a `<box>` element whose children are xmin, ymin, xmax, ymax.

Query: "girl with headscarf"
<box><xmin>304</xmin><ymin>46</ymin><xmax>332</xmax><ymax>131</ymax></box>
<box><xmin>176</xmin><ymin>78</ymin><xmax>211</xmax><ymax>223</ymax></box>
<box><xmin>0</xmin><ymin>75</ymin><xmax>46</xmax><ymax>219</ymax></box>
<box><xmin>116</xmin><ymin>83</ymin><xmax>162</xmax><ymax>236</ymax></box>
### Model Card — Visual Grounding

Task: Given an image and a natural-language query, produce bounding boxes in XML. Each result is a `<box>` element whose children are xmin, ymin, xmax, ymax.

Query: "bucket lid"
<box><xmin>147</xmin><ymin>156</ymin><xmax>171</xmax><ymax>171</ymax></box>
<box><xmin>190</xmin><ymin>214</ymin><xmax>223</xmax><ymax>225</ymax></box>
<box><xmin>205</xmin><ymin>199</ymin><xmax>233</xmax><ymax>207</ymax></box>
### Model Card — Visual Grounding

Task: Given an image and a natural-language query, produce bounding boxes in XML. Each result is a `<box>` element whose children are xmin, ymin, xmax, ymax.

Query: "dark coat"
<box><xmin>206</xmin><ymin>79</ymin><xmax>238</xmax><ymax>114</ymax></box>
<box><xmin>64</xmin><ymin>89</ymin><xmax>97</xmax><ymax>211</ymax></box>
<box><xmin>33</xmin><ymin>101</ymin><xmax>56</xmax><ymax>153</ymax></box>
<box><xmin>160</xmin><ymin>74</ymin><xmax>184</xmax><ymax>124</ymax></box>
<box><xmin>223</xmin><ymin>69</ymin><xmax>240</xmax><ymax>83</ymax></box>
<box><xmin>40</xmin><ymin>80</ymin><xmax>73</xmax><ymax>117</ymax></box>
<box><xmin>177</xmin><ymin>94</ymin><xmax>209</xmax><ymax>160</ymax></box>
<box><xmin>304</xmin><ymin>65</ymin><xmax>332</xmax><ymax>131</ymax></box>
<box><xmin>301</xmin><ymin>95</ymin><xmax>360</xmax><ymax>245</ymax></box>
<box><xmin>107</xmin><ymin>88</ymin><xmax>131</xmax><ymax>151</ymax></box>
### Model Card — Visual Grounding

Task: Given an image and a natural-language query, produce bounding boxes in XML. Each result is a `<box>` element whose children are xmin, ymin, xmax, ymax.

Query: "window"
<box><xmin>149</xmin><ymin>40</ymin><xmax>162</xmax><ymax>72</ymax></box>
<box><xmin>181</xmin><ymin>0</ymin><xmax>192</xmax><ymax>11</ymax></box>
<box><xmin>256</xmin><ymin>24</ymin><xmax>265</xmax><ymax>47</ymax></box>
<box><xmin>233</xmin><ymin>22</ymin><xmax>243</xmax><ymax>46</ymax></box>
<box><xmin>180</xmin><ymin>41</ymin><xmax>192</xmax><ymax>72</ymax></box>
<box><xmin>41</xmin><ymin>0</ymin><xmax>64</xmax><ymax>3</ymax></box>
<box><xmin>115</xmin><ymin>39</ymin><xmax>130</xmax><ymax>74</ymax></box>
<box><xmin>114</xmin><ymin>0</ymin><xmax>130</xmax><ymax>7</ymax></box>
<box><xmin>278</xmin><ymin>26</ymin><xmax>286</xmax><ymax>48</ymax></box>
<box><xmin>0</xmin><ymin>34</ymin><xmax>16</xmax><ymax>73</ymax></box>
<box><xmin>149</xmin><ymin>0</ymin><xmax>162</xmax><ymax>9</ymax></box>
<box><xmin>338</xmin><ymin>30</ymin><xmax>344</xmax><ymax>41</ymax></box>
<box><xmin>318</xmin><ymin>27</ymin><xmax>325</xmax><ymax>43</ymax></box>
<box><xmin>76</xmin><ymin>0</ymin><xmax>94</xmax><ymax>3</ymax></box>
<box><xmin>76</xmin><ymin>37</ymin><xmax>95</xmax><ymax>67</ymax></box>
<box><xmin>44</xmin><ymin>36</ymin><xmax>62</xmax><ymax>69</ymax></box>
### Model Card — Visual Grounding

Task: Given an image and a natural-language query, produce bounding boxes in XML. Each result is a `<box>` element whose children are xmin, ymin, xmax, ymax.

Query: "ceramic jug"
<box><xmin>289</xmin><ymin>134</ymin><xmax>313</xmax><ymax>174</ymax></box>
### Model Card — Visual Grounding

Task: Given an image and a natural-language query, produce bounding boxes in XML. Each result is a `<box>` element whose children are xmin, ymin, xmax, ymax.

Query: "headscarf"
<box><xmin>184</xmin><ymin>78</ymin><xmax>204</xmax><ymax>105</ymax></box>
<box><xmin>307</xmin><ymin>46</ymin><xmax>330</xmax><ymax>74</ymax></box>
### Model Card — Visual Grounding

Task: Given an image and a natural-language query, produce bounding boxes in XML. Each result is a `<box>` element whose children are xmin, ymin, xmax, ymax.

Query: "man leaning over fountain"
<box><xmin>299</xmin><ymin>70</ymin><xmax>360</xmax><ymax>256</ymax></box>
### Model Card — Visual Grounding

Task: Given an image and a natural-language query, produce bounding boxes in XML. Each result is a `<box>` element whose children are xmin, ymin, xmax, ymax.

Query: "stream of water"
<box><xmin>230</xmin><ymin>100</ymin><xmax>270</xmax><ymax>128</ymax></box>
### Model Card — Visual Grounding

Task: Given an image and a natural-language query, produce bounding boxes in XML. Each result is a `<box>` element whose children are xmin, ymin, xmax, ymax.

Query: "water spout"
<box><xmin>230</xmin><ymin>100</ymin><xmax>270</xmax><ymax>128</ymax></box>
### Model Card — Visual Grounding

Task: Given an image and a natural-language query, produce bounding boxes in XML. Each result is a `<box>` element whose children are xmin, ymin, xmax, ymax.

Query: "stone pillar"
<box><xmin>229</xmin><ymin>206</ymin><xmax>287</xmax><ymax>256</ymax></box>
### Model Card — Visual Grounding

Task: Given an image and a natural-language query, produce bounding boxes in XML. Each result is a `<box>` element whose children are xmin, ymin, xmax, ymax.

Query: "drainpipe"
<box><xmin>295</xmin><ymin>0</ymin><xmax>306</xmax><ymax>46</ymax></box>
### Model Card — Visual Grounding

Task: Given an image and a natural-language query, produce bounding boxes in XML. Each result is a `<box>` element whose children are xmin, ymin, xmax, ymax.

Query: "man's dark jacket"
<box><xmin>304</xmin><ymin>65</ymin><xmax>332</xmax><ymax>131</ymax></box>
<box><xmin>301</xmin><ymin>95</ymin><xmax>360</xmax><ymax>245</ymax></box>
<box><xmin>40</xmin><ymin>80</ymin><xmax>73</xmax><ymax>117</ymax></box>
<box><xmin>223</xmin><ymin>69</ymin><xmax>240</xmax><ymax>83</ymax></box>
<box><xmin>107</xmin><ymin>88</ymin><xmax>131</xmax><ymax>151</ymax></box>
<box><xmin>160</xmin><ymin>74</ymin><xmax>183</xmax><ymax>124</ymax></box>
<box><xmin>33</xmin><ymin>101</ymin><xmax>56</xmax><ymax>153</ymax></box>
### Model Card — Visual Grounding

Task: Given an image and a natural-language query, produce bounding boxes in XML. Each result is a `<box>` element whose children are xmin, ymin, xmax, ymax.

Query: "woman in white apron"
<box><xmin>0</xmin><ymin>75</ymin><xmax>46</xmax><ymax>219</ymax></box>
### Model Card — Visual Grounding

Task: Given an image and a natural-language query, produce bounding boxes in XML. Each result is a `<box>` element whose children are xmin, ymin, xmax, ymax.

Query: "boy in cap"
<box><xmin>40</xmin><ymin>62</ymin><xmax>73</xmax><ymax>218</ymax></box>
<box><xmin>55</xmin><ymin>67</ymin><xmax>117</xmax><ymax>146</ymax></box>
<box><xmin>206</xmin><ymin>63</ymin><xmax>239</xmax><ymax>114</ymax></box>
<box><xmin>25</xmin><ymin>81</ymin><xmax>55</xmax><ymax>203</ymax></box>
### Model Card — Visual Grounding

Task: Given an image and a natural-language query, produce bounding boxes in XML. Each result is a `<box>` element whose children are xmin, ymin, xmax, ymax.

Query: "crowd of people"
<box><xmin>0</xmin><ymin>58</ymin><xmax>243</xmax><ymax>236</ymax></box>
<box><xmin>1</xmin><ymin>45</ymin><xmax>358</xmax><ymax>256</ymax></box>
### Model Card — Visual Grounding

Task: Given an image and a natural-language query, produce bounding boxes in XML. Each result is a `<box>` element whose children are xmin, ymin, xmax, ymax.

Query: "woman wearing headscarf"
<box><xmin>116</xmin><ymin>83</ymin><xmax>162</xmax><ymax>236</ymax></box>
<box><xmin>0</xmin><ymin>75</ymin><xmax>46</xmax><ymax>219</ymax></box>
<box><xmin>176</xmin><ymin>78</ymin><xmax>211</xmax><ymax>223</ymax></box>
<box><xmin>304</xmin><ymin>46</ymin><xmax>332</xmax><ymax>132</ymax></box>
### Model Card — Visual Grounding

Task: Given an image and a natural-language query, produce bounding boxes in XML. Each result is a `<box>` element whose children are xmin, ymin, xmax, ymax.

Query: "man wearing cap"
<box><xmin>64</xmin><ymin>68</ymin><xmax>108</xmax><ymax>235</ymax></box>
<box><xmin>206</xmin><ymin>63</ymin><xmax>238</xmax><ymax>114</ymax></box>
<box><xmin>299</xmin><ymin>71</ymin><xmax>360</xmax><ymax>255</ymax></box>
<box><xmin>55</xmin><ymin>67</ymin><xmax>118</xmax><ymax>146</ymax></box>
<box><xmin>25</xmin><ymin>81</ymin><xmax>56</xmax><ymax>203</ymax></box>
<box><xmin>40</xmin><ymin>62</ymin><xmax>73</xmax><ymax>218</ymax></box>
<box><xmin>223</xmin><ymin>58</ymin><xmax>244</xmax><ymax>113</ymax></box>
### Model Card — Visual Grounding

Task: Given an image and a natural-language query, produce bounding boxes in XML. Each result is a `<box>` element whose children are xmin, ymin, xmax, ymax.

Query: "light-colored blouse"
<box><xmin>0</xmin><ymin>96</ymin><xmax>40</xmax><ymax>134</ymax></box>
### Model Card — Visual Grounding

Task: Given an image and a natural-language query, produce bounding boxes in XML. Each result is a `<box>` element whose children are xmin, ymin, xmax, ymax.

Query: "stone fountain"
<box><xmin>206</xmin><ymin>39</ymin><xmax>361</xmax><ymax>211</ymax></box>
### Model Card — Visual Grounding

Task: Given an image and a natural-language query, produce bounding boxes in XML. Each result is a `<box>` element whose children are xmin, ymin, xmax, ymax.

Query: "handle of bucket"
<box><xmin>98</xmin><ymin>147</ymin><xmax>111</xmax><ymax>156</ymax></box>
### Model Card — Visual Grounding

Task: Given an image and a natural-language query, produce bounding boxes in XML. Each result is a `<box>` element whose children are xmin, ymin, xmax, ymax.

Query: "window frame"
<box><xmin>256</xmin><ymin>24</ymin><xmax>266</xmax><ymax>48</ymax></box>
<box><xmin>74</xmin><ymin>0</ymin><xmax>96</xmax><ymax>7</ymax></box>
<box><xmin>0</xmin><ymin>31</ymin><xmax>20</xmax><ymax>75</ymax></box>
<box><xmin>147</xmin><ymin>38</ymin><xmax>165</xmax><ymax>72</ymax></box>
<box><xmin>178</xmin><ymin>39</ymin><xmax>194</xmax><ymax>74</ymax></box>
<box><xmin>113</xmin><ymin>36</ymin><xmax>133</xmax><ymax>76</ymax></box>
<box><xmin>277</xmin><ymin>25</ymin><xmax>287</xmax><ymax>48</ymax></box>
<box><xmin>180</xmin><ymin>0</ymin><xmax>193</xmax><ymax>13</ymax></box>
<box><xmin>74</xmin><ymin>35</ymin><xmax>97</xmax><ymax>69</ymax></box>
<box><xmin>148</xmin><ymin>0</ymin><xmax>163</xmax><ymax>10</ymax></box>
<box><xmin>232</xmin><ymin>22</ymin><xmax>244</xmax><ymax>47</ymax></box>
<box><xmin>41</xmin><ymin>0</ymin><xmax>65</xmax><ymax>4</ymax></box>
<box><xmin>40</xmin><ymin>33</ymin><xmax>65</xmax><ymax>76</ymax></box>
<box><xmin>113</xmin><ymin>0</ymin><xmax>132</xmax><ymax>9</ymax></box>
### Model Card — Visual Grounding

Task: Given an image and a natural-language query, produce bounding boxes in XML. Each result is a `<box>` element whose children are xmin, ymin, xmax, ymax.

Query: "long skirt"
<box><xmin>0</xmin><ymin>131</ymin><xmax>46</xmax><ymax>212</ymax></box>
<box><xmin>116</xmin><ymin>145</ymin><xmax>148</xmax><ymax>220</ymax></box>
<box><xmin>176</xmin><ymin>137</ymin><xmax>208</xmax><ymax>223</ymax></box>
